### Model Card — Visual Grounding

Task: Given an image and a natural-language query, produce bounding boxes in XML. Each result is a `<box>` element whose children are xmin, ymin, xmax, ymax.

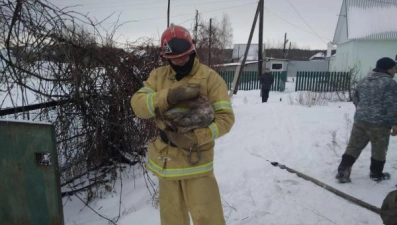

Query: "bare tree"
<box><xmin>0</xmin><ymin>0</ymin><xmax>160</xmax><ymax>211</ymax></box>
<box><xmin>219</xmin><ymin>14</ymin><xmax>233</xmax><ymax>49</ymax></box>
<box><xmin>195</xmin><ymin>13</ymin><xmax>233</xmax><ymax>68</ymax></box>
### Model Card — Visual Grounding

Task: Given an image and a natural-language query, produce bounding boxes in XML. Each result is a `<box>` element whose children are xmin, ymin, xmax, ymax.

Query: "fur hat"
<box><xmin>376</xmin><ymin>57</ymin><xmax>396</xmax><ymax>70</ymax></box>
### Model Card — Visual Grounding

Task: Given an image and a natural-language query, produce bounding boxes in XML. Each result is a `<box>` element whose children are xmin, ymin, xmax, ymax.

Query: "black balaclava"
<box><xmin>169</xmin><ymin>53</ymin><xmax>196</xmax><ymax>81</ymax></box>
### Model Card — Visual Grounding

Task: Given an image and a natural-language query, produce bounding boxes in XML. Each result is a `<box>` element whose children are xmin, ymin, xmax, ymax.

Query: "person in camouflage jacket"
<box><xmin>336</xmin><ymin>57</ymin><xmax>397</xmax><ymax>183</ymax></box>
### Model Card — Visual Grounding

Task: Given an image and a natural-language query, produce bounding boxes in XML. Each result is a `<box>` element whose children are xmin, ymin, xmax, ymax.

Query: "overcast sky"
<box><xmin>48</xmin><ymin>0</ymin><xmax>344</xmax><ymax>50</ymax></box>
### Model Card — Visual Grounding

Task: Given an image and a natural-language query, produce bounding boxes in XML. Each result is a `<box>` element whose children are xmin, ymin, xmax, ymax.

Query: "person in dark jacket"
<box><xmin>335</xmin><ymin>57</ymin><xmax>397</xmax><ymax>183</ymax></box>
<box><xmin>259</xmin><ymin>68</ymin><xmax>274</xmax><ymax>102</ymax></box>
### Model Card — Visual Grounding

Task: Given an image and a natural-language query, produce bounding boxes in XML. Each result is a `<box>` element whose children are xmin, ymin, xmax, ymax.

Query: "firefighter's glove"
<box><xmin>167</xmin><ymin>83</ymin><xmax>200</xmax><ymax>106</ymax></box>
<box><xmin>165</xmin><ymin>130</ymin><xmax>198</xmax><ymax>150</ymax></box>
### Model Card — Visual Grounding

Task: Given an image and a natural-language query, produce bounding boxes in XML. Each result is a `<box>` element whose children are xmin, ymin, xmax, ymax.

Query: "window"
<box><xmin>35</xmin><ymin>152</ymin><xmax>52</xmax><ymax>166</ymax></box>
<box><xmin>272</xmin><ymin>63</ymin><xmax>283</xmax><ymax>70</ymax></box>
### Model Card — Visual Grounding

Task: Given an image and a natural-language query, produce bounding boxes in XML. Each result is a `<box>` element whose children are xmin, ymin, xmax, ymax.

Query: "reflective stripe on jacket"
<box><xmin>131</xmin><ymin>57</ymin><xmax>234</xmax><ymax>180</ymax></box>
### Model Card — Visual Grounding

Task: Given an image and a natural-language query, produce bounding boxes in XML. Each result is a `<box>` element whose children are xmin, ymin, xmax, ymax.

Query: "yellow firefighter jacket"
<box><xmin>131</xmin><ymin>57</ymin><xmax>234</xmax><ymax>180</ymax></box>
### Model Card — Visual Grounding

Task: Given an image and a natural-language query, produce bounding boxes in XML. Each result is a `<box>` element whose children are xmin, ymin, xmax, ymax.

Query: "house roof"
<box><xmin>333</xmin><ymin>0</ymin><xmax>397</xmax><ymax>45</ymax></box>
<box><xmin>215</xmin><ymin>61</ymin><xmax>258</xmax><ymax>67</ymax></box>
<box><xmin>232</xmin><ymin>44</ymin><xmax>261</xmax><ymax>60</ymax></box>
<box><xmin>309</xmin><ymin>52</ymin><xmax>325</xmax><ymax>61</ymax></box>
<box><xmin>215</xmin><ymin>58</ymin><xmax>289</xmax><ymax>67</ymax></box>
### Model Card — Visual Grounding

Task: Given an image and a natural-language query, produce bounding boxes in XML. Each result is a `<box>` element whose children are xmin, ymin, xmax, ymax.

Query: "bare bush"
<box><xmin>0</xmin><ymin>0</ymin><xmax>159</xmax><ymax>214</ymax></box>
<box><xmin>334</xmin><ymin>64</ymin><xmax>361</xmax><ymax>102</ymax></box>
<box><xmin>295</xmin><ymin>91</ymin><xmax>329</xmax><ymax>107</ymax></box>
<box><xmin>343</xmin><ymin>113</ymin><xmax>353</xmax><ymax>145</ymax></box>
<box><xmin>326</xmin><ymin>130</ymin><xmax>341</xmax><ymax>157</ymax></box>
<box><xmin>325</xmin><ymin>113</ymin><xmax>353</xmax><ymax>158</ymax></box>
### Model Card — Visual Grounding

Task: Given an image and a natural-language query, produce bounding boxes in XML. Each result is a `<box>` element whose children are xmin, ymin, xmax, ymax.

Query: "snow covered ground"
<box><xmin>62</xmin><ymin>79</ymin><xmax>396</xmax><ymax>225</ymax></box>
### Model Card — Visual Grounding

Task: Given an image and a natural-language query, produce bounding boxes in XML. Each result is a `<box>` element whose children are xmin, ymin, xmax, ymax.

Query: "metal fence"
<box><xmin>218</xmin><ymin>71</ymin><xmax>288</xmax><ymax>92</ymax></box>
<box><xmin>0</xmin><ymin>121</ymin><xmax>64</xmax><ymax>225</ymax></box>
<box><xmin>295</xmin><ymin>71</ymin><xmax>351</xmax><ymax>92</ymax></box>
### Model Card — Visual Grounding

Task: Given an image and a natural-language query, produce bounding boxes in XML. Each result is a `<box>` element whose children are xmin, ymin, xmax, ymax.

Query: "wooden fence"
<box><xmin>218</xmin><ymin>71</ymin><xmax>288</xmax><ymax>92</ymax></box>
<box><xmin>295</xmin><ymin>71</ymin><xmax>351</xmax><ymax>92</ymax></box>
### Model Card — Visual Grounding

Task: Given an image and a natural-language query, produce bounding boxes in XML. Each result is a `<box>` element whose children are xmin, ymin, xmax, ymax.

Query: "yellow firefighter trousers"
<box><xmin>159</xmin><ymin>174</ymin><xmax>225</xmax><ymax>225</ymax></box>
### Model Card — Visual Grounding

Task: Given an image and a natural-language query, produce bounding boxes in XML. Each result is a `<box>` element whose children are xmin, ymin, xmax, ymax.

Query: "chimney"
<box><xmin>326</xmin><ymin>42</ymin><xmax>333</xmax><ymax>57</ymax></box>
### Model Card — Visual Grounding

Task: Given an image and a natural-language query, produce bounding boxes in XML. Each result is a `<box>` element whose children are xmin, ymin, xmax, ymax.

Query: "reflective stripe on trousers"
<box><xmin>159</xmin><ymin>175</ymin><xmax>225</xmax><ymax>225</ymax></box>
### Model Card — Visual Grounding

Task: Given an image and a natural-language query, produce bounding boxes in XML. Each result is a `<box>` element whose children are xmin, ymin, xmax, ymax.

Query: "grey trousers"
<box><xmin>345</xmin><ymin>121</ymin><xmax>390</xmax><ymax>161</ymax></box>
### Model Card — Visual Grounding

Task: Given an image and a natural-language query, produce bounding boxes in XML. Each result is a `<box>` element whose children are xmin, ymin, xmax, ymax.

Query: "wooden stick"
<box><xmin>275</xmin><ymin>163</ymin><xmax>380</xmax><ymax>215</ymax></box>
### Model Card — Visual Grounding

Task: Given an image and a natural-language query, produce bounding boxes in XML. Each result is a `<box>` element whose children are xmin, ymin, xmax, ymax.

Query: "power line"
<box><xmin>100</xmin><ymin>2</ymin><xmax>258</xmax><ymax>24</ymax></box>
<box><xmin>51</xmin><ymin>0</ymin><xmax>167</xmax><ymax>6</ymax></box>
<box><xmin>179</xmin><ymin>17</ymin><xmax>195</xmax><ymax>26</ymax></box>
<box><xmin>194</xmin><ymin>2</ymin><xmax>257</xmax><ymax>15</ymax></box>
<box><xmin>285</xmin><ymin>0</ymin><xmax>328</xmax><ymax>44</ymax></box>
<box><xmin>50</xmin><ymin>0</ymin><xmax>171</xmax><ymax>13</ymax></box>
<box><xmin>263</xmin><ymin>7</ymin><xmax>331</xmax><ymax>41</ymax></box>
<box><xmin>64</xmin><ymin>0</ymin><xmax>252</xmax><ymax>13</ymax></box>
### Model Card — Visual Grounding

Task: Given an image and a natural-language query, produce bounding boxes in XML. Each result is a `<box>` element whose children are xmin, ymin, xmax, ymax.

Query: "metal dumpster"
<box><xmin>0</xmin><ymin>120</ymin><xmax>64</xmax><ymax>225</ymax></box>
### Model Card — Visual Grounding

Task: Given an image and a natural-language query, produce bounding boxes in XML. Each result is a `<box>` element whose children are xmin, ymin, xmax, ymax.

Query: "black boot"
<box><xmin>369</xmin><ymin>158</ymin><xmax>391</xmax><ymax>181</ymax></box>
<box><xmin>335</xmin><ymin>154</ymin><xmax>356</xmax><ymax>183</ymax></box>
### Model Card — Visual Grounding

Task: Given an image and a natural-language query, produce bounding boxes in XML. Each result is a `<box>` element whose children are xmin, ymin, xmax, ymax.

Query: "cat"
<box><xmin>155</xmin><ymin>95</ymin><xmax>215</xmax><ymax>134</ymax></box>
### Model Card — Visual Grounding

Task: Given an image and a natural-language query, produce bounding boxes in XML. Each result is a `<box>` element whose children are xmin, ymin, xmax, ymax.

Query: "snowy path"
<box><xmin>215</xmin><ymin>82</ymin><xmax>395</xmax><ymax>225</ymax></box>
<box><xmin>63</xmin><ymin>80</ymin><xmax>396</xmax><ymax>225</ymax></box>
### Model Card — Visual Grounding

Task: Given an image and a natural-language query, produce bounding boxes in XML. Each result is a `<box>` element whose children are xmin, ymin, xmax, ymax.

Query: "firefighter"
<box><xmin>131</xmin><ymin>24</ymin><xmax>235</xmax><ymax>225</ymax></box>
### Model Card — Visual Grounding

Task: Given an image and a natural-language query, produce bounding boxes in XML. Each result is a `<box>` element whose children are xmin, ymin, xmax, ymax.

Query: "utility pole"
<box><xmin>167</xmin><ymin>0</ymin><xmax>170</xmax><ymax>27</ymax></box>
<box><xmin>285</xmin><ymin>42</ymin><xmax>291</xmax><ymax>59</ymax></box>
<box><xmin>283</xmin><ymin>33</ymin><xmax>289</xmax><ymax>59</ymax></box>
<box><xmin>208</xmin><ymin>18</ymin><xmax>212</xmax><ymax>67</ymax></box>
<box><xmin>258</xmin><ymin>0</ymin><xmax>264</xmax><ymax>97</ymax></box>
<box><xmin>230</xmin><ymin>2</ymin><xmax>261</xmax><ymax>96</ymax></box>
<box><xmin>258</xmin><ymin>0</ymin><xmax>264</xmax><ymax>78</ymax></box>
<box><xmin>194</xmin><ymin>10</ymin><xmax>198</xmax><ymax>42</ymax></box>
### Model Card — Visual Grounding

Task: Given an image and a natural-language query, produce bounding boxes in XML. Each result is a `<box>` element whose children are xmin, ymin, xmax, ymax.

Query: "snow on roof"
<box><xmin>215</xmin><ymin>57</ymin><xmax>289</xmax><ymax>67</ymax></box>
<box><xmin>309</xmin><ymin>52</ymin><xmax>325</xmax><ymax>61</ymax></box>
<box><xmin>232</xmin><ymin>44</ymin><xmax>260</xmax><ymax>60</ymax></box>
<box><xmin>216</xmin><ymin>61</ymin><xmax>259</xmax><ymax>67</ymax></box>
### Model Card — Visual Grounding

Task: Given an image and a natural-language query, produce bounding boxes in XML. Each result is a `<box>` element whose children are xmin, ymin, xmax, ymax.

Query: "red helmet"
<box><xmin>160</xmin><ymin>24</ymin><xmax>195</xmax><ymax>59</ymax></box>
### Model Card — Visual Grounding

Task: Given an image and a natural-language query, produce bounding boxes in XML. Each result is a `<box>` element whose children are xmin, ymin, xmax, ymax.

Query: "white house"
<box><xmin>229</xmin><ymin>44</ymin><xmax>329</xmax><ymax>76</ymax></box>
<box><xmin>330</xmin><ymin>0</ymin><xmax>397</xmax><ymax>78</ymax></box>
<box><xmin>231</xmin><ymin>44</ymin><xmax>261</xmax><ymax>62</ymax></box>
<box><xmin>230</xmin><ymin>44</ymin><xmax>288</xmax><ymax>72</ymax></box>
